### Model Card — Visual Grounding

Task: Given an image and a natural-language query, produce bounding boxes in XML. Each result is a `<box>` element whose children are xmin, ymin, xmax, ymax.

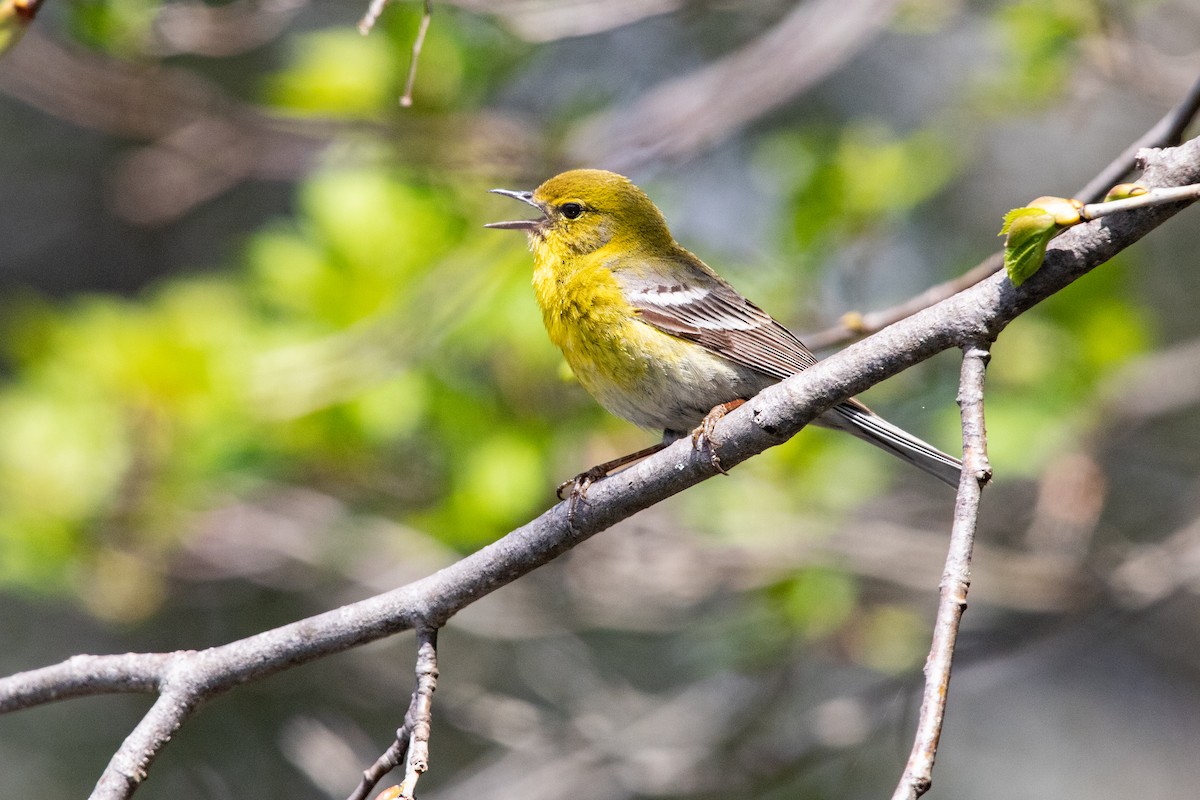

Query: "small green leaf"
<box><xmin>1000</xmin><ymin>207</ymin><xmax>1057</xmax><ymax>286</ymax></box>
<box><xmin>1000</xmin><ymin>206</ymin><xmax>1047</xmax><ymax>235</ymax></box>
<box><xmin>999</xmin><ymin>195</ymin><xmax>1084</xmax><ymax>286</ymax></box>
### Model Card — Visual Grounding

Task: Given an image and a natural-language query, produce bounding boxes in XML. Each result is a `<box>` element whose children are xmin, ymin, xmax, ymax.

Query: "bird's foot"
<box><xmin>556</xmin><ymin>464</ymin><xmax>608</xmax><ymax>503</ymax></box>
<box><xmin>556</xmin><ymin>465</ymin><xmax>609</xmax><ymax>526</ymax></box>
<box><xmin>554</xmin><ymin>442</ymin><xmax>670</xmax><ymax>522</ymax></box>
<box><xmin>691</xmin><ymin>399</ymin><xmax>746</xmax><ymax>474</ymax></box>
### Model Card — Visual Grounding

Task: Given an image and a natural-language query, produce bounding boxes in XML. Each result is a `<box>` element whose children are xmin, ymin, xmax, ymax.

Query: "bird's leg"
<box><xmin>556</xmin><ymin>442</ymin><xmax>669</xmax><ymax>502</ymax></box>
<box><xmin>691</xmin><ymin>399</ymin><xmax>747</xmax><ymax>474</ymax></box>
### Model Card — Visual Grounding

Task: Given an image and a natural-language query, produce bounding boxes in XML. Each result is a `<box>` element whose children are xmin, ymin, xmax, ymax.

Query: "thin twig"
<box><xmin>348</xmin><ymin>737</ymin><xmax>408</xmax><ymax>800</ymax></box>
<box><xmin>399</xmin><ymin>0</ymin><xmax>432</xmax><ymax>107</ymax></box>
<box><xmin>358</xmin><ymin>0</ymin><xmax>388</xmax><ymax>35</ymax></box>
<box><xmin>359</xmin><ymin>0</ymin><xmax>433</xmax><ymax>103</ymax></box>
<box><xmin>890</xmin><ymin>343</ymin><xmax>992</xmax><ymax>800</ymax></box>
<box><xmin>399</xmin><ymin>629</ymin><xmax>438</xmax><ymax>798</ymax></box>
<box><xmin>1080</xmin><ymin>183</ymin><xmax>1200</xmax><ymax>219</ymax></box>
<box><xmin>802</xmin><ymin>254</ymin><xmax>1002</xmax><ymax>352</ymax></box>
<box><xmin>347</xmin><ymin>629</ymin><xmax>439</xmax><ymax>800</ymax></box>
<box><xmin>802</xmin><ymin>70</ymin><xmax>1200</xmax><ymax>352</ymax></box>
<box><xmin>1075</xmin><ymin>72</ymin><xmax>1200</xmax><ymax>204</ymax></box>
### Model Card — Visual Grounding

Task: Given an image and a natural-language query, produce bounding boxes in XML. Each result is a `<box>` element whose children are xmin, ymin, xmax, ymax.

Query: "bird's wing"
<box><xmin>614</xmin><ymin>250</ymin><xmax>963</xmax><ymax>487</ymax></box>
<box><xmin>614</xmin><ymin>250</ymin><xmax>818</xmax><ymax>380</ymax></box>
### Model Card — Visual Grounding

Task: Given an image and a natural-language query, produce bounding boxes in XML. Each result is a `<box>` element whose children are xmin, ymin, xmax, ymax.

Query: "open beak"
<box><xmin>485</xmin><ymin>188</ymin><xmax>545</xmax><ymax>231</ymax></box>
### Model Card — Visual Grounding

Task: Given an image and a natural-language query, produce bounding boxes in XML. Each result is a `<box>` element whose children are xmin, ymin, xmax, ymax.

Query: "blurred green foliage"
<box><xmin>0</xmin><ymin>0</ymin><xmax>1156</xmax><ymax>660</ymax></box>
<box><xmin>984</xmin><ymin>257</ymin><xmax>1152</xmax><ymax>476</ymax></box>
<box><xmin>771</xmin><ymin>567</ymin><xmax>859</xmax><ymax>640</ymax></box>
<box><xmin>760</xmin><ymin>122</ymin><xmax>962</xmax><ymax>256</ymax></box>
<box><xmin>0</xmin><ymin>165</ymin><xmax>580</xmax><ymax>616</ymax></box>
<box><xmin>985</xmin><ymin>0</ymin><xmax>1101</xmax><ymax>108</ymax></box>
<box><xmin>266</xmin><ymin>30</ymin><xmax>404</xmax><ymax>118</ymax></box>
<box><xmin>68</xmin><ymin>0</ymin><xmax>156</xmax><ymax>54</ymax></box>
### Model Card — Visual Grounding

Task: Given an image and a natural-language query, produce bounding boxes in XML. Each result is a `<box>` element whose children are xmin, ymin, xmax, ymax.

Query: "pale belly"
<box><xmin>562</xmin><ymin>318</ymin><xmax>773</xmax><ymax>436</ymax></box>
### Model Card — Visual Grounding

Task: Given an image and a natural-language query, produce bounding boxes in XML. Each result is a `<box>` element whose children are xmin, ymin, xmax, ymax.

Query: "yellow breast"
<box><xmin>531</xmin><ymin>246</ymin><xmax>648</xmax><ymax>392</ymax></box>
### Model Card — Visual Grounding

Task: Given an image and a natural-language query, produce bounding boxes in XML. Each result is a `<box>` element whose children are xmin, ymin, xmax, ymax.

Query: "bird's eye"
<box><xmin>560</xmin><ymin>202</ymin><xmax>584</xmax><ymax>219</ymax></box>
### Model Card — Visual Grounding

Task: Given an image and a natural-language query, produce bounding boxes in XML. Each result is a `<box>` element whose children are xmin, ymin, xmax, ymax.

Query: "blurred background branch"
<box><xmin>568</xmin><ymin>0</ymin><xmax>904</xmax><ymax>171</ymax></box>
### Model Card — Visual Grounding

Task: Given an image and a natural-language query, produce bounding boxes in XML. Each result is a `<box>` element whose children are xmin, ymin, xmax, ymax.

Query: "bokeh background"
<box><xmin>2</xmin><ymin>1</ymin><xmax>1200</xmax><ymax>798</ymax></box>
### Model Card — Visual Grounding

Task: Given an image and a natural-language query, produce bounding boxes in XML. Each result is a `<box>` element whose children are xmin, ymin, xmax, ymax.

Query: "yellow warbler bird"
<box><xmin>487</xmin><ymin>169</ymin><xmax>961</xmax><ymax>494</ymax></box>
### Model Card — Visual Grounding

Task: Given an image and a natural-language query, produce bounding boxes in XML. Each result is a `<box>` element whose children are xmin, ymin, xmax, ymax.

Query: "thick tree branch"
<box><xmin>0</xmin><ymin>136</ymin><xmax>1196</xmax><ymax>800</ymax></box>
<box><xmin>0</xmin><ymin>653</ymin><xmax>169</xmax><ymax>711</ymax></box>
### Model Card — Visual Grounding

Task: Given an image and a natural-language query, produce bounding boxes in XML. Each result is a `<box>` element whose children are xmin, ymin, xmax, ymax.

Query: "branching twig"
<box><xmin>890</xmin><ymin>343</ymin><xmax>992</xmax><ymax>800</ymax></box>
<box><xmin>802</xmin><ymin>253</ymin><xmax>1003</xmax><ymax>352</ymax></box>
<box><xmin>348</xmin><ymin>629</ymin><xmax>440</xmax><ymax>800</ymax></box>
<box><xmin>802</xmin><ymin>70</ymin><xmax>1200</xmax><ymax>352</ymax></box>
<box><xmin>1076</xmin><ymin>71</ymin><xmax>1200</xmax><ymax>204</ymax></box>
<box><xmin>399</xmin><ymin>629</ymin><xmax>438</xmax><ymax>798</ymax></box>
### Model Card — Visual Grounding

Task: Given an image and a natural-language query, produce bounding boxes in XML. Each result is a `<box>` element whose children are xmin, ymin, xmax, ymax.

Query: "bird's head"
<box><xmin>486</xmin><ymin>169</ymin><xmax>673</xmax><ymax>257</ymax></box>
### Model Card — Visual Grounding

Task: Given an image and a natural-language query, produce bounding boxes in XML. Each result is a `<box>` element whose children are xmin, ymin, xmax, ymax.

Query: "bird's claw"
<box><xmin>691</xmin><ymin>399</ymin><xmax>746</xmax><ymax>475</ymax></box>
<box><xmin>555</xmin><ymin>441</ymin><xmax>669</xmax><ymax>504</ymax></box>
<box><xmin>556</xmin><ymin>467</ymin><xmax>604</xmax><ymax>502</ymax></box>
<box><xmin>557</xmin><ymin>465</ymin><xmax>608</xmax><ymax>525</ymax></box>
<box><xmin>691</xmin><ymin>422</ymin><xmax>727</xmax><ymax>475</ymax></box>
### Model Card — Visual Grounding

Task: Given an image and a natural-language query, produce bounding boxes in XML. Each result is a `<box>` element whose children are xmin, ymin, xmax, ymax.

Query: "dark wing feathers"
<box><xmin>623</xmin><ymin>261</ymin><xmax>819</xmax><ymax>380</ymax></box>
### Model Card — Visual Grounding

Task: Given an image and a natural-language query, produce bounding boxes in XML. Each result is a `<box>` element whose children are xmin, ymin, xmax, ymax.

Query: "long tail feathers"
<box><xmin>826</xmin><ymin>402</ymin><xmax>962</xmax><ymax>487</ymax></box>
